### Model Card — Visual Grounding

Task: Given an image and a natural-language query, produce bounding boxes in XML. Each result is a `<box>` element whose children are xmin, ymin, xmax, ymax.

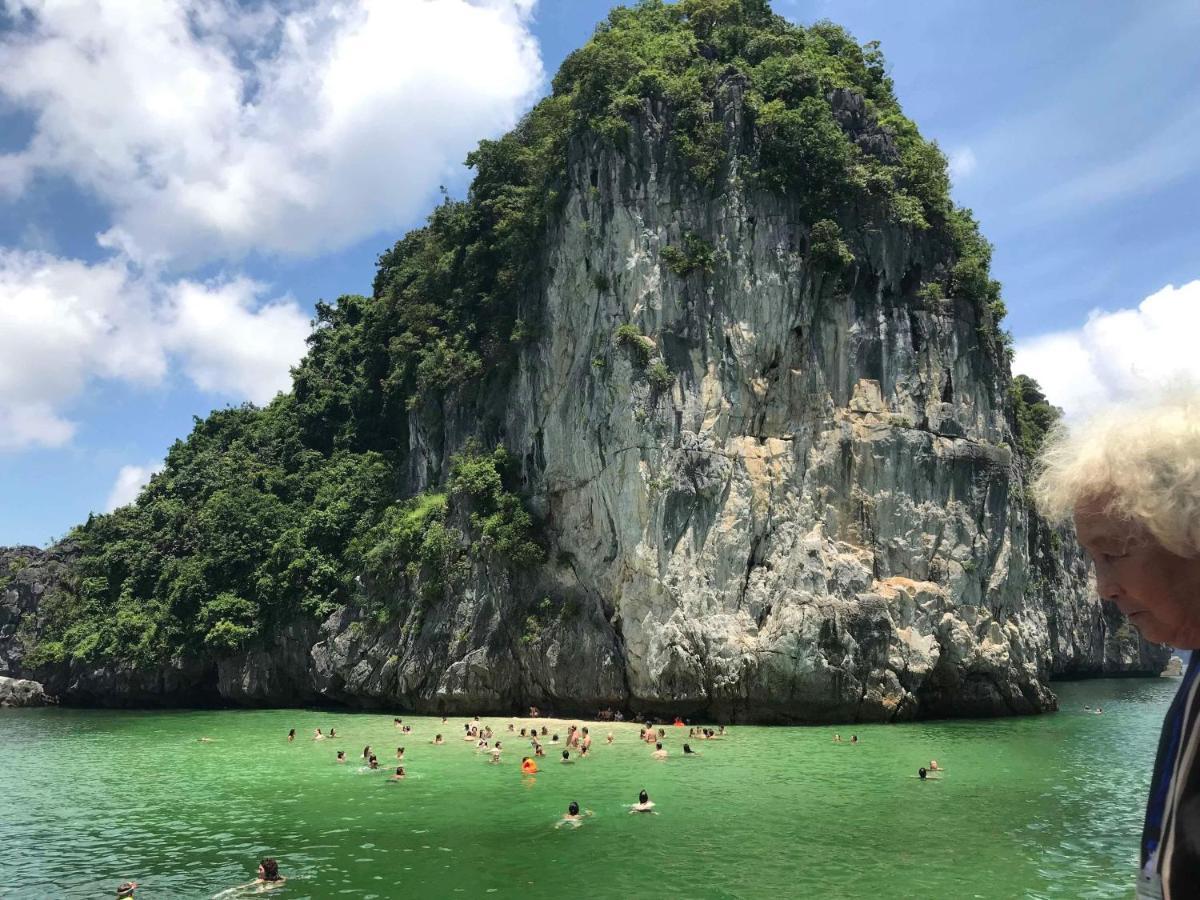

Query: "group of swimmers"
<box><xmin>287</xmin><ymin>727</ymin><xmax>338</xmax><ymax>742</ymax></box>
<box><xmin>301</xmin><ymin>714</ymin><xmax>703</xmax><ymax>831</ymax></box>
<box><xmin>554</xmin><ymin>789</ymin><xmax>656</xmax><ymax>827</ymax></box>
<box><xmin>259</xmin><ymin>712</ymin><xmax>945</xmax><ymax>892</ymax></box>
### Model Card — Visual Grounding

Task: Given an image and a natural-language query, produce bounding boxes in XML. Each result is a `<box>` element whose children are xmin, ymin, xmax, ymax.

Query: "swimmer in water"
<box><xmin>561</xmin><ymin>750</ymin><xmax>573</xmax><ymax>764</ymax></box>
<box><xmin>833</xmin><ymin>733</ymin><xmax>842</xmax><ymax>743</ymax></box>
<box><xmin>652</xmin><ymin>742</ymin><xmax>668</xmax><ymax>759</ymax></box>
<box><xmin>397</xmin><ymin>747</ymin><xmax>405</xmax><ymax>760</ymax></box>
<box><xmin>521</xmin><ymin>756</ymin><xmax>538</xmax><ymax>774</ymax></box>
<box><xmin>551</xmin><ymin>733</ymin><xmax>559</xmax><ymax>743</ymax></box>
<box><xmin>683</xmin><ymin>743</ymin><xmax>700</xmax><ymax>755</ymax></box>
<box><xmin>850</xmin><ymin>735</ymin><xmax>859</xmax><ymax>744</ymax></box>
<box><xmin>579</xmin><ymin>744</ymin><xmax>589</xmax><ymax>759</ymax></box>
<box><xmin>629</xmin><ymin>789</ymin><xmax>656</xmax><ymax>813</ymax></box>
<box><xmin>391</xmin><ymin>766</ymin><xmax>406</xmax><ymax>781</ymax></box>
<box><xmin>314</xmin><ymin>728</ymin><xmax>324</xmax><ymax>740</ymax></box>
<box><xmin>489</xmin><ymin>742</ymin><xmax>503</xmax><ymax>763</ymax></box>
<box><xmin>556</xmin><ymin>800</ymin><xmax>593</xmax><ymax>828</ymax></box>
<box><xmin>929</xmin><ymin>760</ymin><xmax>941</xmax><ymax>771</ymax></box>
<box><xmin>395</xmin><ymin>717</ymin><xmax>403</xmax><ymax>728</ymax></box>
<box><xmin>606</xmin><ymin>732</ymin><xmax>614</xmax><ymax>744</ymax></box>
<box><xmin>116</xmin><ymin>881</ymin><xmax>137</xmax><ymax>898</ymax></box>
<box><xmin>368</xmin><ymin>755</ymin><xmax>380</xmax><ymax>770</ymax></box>
<box><xmin>336</xmin><ymin>751</ymin><xmax>346</xmax><ymax>763</ymax></box>
<box><xmin>432</xmin><ymin>734</ymin><xmax>444</xmax><ymax>745</ymax></box>
<box><xmin>329</xmin><ymin>728</ymin><xmax>336</xmax><ymax>738</ymax></box>
<box><xmin>257</xmin><ymin>857</ymin><xmax>285</xmax><ymax>886</ymax></box>
<box><xmin>288</xmin><ymin>729</ymin><xmax>295</xmax><ymax>743</ymax></box>
<box><xmin>918</xmin><ymin>767</ymin><xmax>939</xmax><ymax>780</ymax></box>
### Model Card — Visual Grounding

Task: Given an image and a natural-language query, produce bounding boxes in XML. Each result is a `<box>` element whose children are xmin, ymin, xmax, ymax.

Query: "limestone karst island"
<box><xmin>1</xmin><ymin>1</ymin><xmax>1191</xmax><ymax>897</ymax></box>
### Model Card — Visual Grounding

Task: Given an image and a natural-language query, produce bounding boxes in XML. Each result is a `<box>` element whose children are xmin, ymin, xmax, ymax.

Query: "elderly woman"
<box><xmin>1034</xmin><ymin>393</ymin><xmax>1200</xmax><ymax>898</ymax></box>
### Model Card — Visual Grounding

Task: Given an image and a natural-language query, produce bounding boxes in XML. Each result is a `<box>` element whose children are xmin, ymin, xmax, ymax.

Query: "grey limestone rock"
<box><xmin>0</xmin><ymin>675</ymin><xmax>51</xmax><ymax>707</ymax></box>
<box><xmin>0</xmin><ymin>85</ymin><xmax>1170</xmax><ymax>719</ymax></box>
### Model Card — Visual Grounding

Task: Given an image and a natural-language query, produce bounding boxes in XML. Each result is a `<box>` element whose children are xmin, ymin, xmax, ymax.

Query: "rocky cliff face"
<box><xmin>1</xmin><ymin>78</ymin><xmax>1168</xmax><ymax>719</ymax></box>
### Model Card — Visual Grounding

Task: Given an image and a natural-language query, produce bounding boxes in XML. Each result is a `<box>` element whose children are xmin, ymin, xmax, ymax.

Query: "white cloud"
<box><xmin>1013</xmin><ymin>279</ymin><xmax>1200</xmax><ymax>420</ymax></box>
<box><xmin>169</xmin><ymin>277</ymin><xmax>311</xmax><ymax>404</ymax></box>
<box><xmin>0</xmin><ymin>402</ymin><xmax>74</xmax><ymax>451</ymax></box>
<box><xmin>0</xmin><ymin>250</ymin><xmax>167</xmax><ymax>450</ymax></box>
<box><xmin>0</xmin><ymin>0</ymin><xmax>544</xmax><ymax>266</ymax></box>
<box><xmin>1</xmin><ymin>2</ymin><xmax>543</xmax><ymax>454</ymax></box>
<box><xmin>0</xmin><ymin>250</ymin><xmax>310</xmax><ymax>450</ymax></box>
<box><xmin>948</xmin><ymin>146</ymin><xmax>976</xmax><ymax>182</ymax></box>
<box><xmin>105</xmin><ymin>462</ymin><xmax>164</xmax><ymax>512</ymax></box>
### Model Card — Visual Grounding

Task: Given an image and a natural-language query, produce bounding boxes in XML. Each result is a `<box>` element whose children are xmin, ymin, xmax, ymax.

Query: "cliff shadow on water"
<box><xmin>0</xmin><ymin>0</ymin><xmax>1168</xmax><ymax>722</ymax></box>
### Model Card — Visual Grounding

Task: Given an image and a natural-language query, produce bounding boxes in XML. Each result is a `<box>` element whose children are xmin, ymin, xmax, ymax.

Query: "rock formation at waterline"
<box><xmin>0</xmin><ymin>3</ymin><xmax>1169</xmax><ymax>720</ymax></box>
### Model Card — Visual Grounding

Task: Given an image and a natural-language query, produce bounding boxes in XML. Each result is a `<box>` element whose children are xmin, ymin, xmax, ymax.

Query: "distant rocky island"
<box><xmin>0</xmin><ymin>0</ymin><xmax>1168</xmax><ymax>721</ymax></box>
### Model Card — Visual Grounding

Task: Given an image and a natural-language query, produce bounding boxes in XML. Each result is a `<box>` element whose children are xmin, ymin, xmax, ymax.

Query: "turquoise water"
<box><xmin>0</xmin><ymin>678</ymin><xmax>1178</xmax><ymax>899</ymax></box>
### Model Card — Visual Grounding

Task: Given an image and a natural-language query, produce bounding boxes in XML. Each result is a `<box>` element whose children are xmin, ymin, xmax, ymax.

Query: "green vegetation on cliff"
<box><xmin>1010</xmin><ymin>375</ymin><xmax>1062</xmax><ymax>459</ymax></box>
<box><xmin>23</xmin><ymin>0</ymin><xmax>1014</xmax><ymax>671</ymax></box>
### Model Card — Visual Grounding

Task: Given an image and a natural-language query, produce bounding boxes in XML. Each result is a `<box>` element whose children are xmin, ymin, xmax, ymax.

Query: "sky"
<box><xmin>1</xmin><ymin>0</ymin><xmax>1198</xmax><ymax>546</ymax></box>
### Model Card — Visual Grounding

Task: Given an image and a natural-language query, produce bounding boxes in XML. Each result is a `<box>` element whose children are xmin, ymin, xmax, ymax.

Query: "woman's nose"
<box><xmin>1094</xmin><ymin>564</ymin><xmax>1122</xmax><ymax>601</ymax></box>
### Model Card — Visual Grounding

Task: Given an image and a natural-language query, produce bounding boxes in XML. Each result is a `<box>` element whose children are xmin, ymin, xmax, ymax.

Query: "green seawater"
<box><xmin>0</xmin><ymin>678</ymin><xmax>1179</xmax><ymax>899</ymax></box>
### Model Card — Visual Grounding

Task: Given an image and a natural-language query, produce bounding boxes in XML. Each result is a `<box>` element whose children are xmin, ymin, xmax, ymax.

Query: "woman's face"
<box><xmin>1074</xmin><ymin>498</ymin><xmax>1200</xmax><ymax>648</ymax></box>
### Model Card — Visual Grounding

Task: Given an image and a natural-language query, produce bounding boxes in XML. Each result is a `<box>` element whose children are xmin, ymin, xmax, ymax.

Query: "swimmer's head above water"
<box><xmin>568</xmin><ymin>801</ymin><xmax>580</xmax><ymax>816</ymax></box>
<box><xmin>258</xmin><ymin>858</ymin><xmax>281</xmax><ymax>882</ymax></box>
